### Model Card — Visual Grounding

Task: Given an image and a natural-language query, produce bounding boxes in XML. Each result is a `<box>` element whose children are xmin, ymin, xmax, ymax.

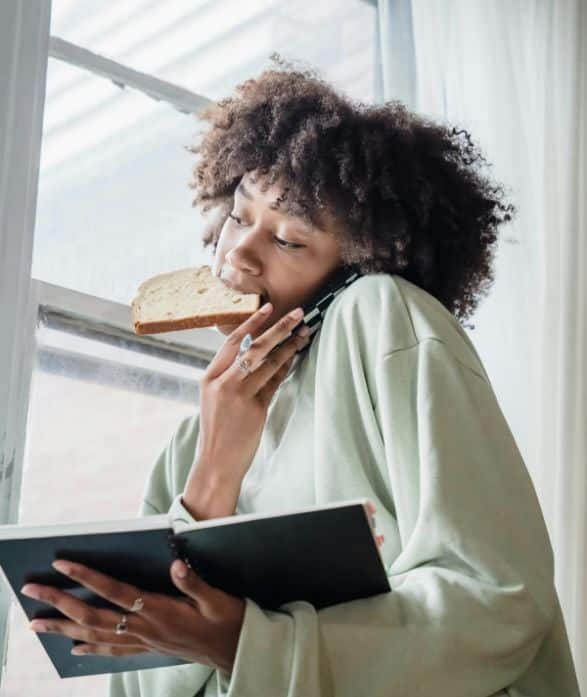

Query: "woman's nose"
<box><xmin>225</xmin><ymin>246</ymin><xmax>260</xmax><ymax>273</ymax></box>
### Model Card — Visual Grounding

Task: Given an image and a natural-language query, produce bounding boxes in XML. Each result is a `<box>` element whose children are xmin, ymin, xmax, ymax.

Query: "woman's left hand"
<box><xmin>20</xmin><ymin>558</ymin><xmax>246</xmax><ymax>675</ymax></box>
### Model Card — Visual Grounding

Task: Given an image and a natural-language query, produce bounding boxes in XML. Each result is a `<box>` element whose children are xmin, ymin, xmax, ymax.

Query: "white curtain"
<box><xmin>376</xmin><ymin>0</ymin><xmax>586</xmax><ymax>691</ymax></box>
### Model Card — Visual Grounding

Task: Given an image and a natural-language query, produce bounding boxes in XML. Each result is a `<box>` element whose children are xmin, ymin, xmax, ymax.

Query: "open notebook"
<box><xmin>0</xmin><ymin>498</ymin><xmax>389</xmax><ymax>678</ymax></box>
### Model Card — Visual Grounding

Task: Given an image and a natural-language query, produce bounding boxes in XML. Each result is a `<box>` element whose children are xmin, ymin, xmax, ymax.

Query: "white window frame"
<box><xmin>0</xmin><ymin>2</ymin><xmax>52</xmax><ymax>674</ymax></box>
<box><xmin>48</xmin><ymin>36</ymin><xmax>213</xmax><ymax>115</ymax></box>
<box><xmin>0</xmin><ymin>0</ymin><xmax>379</xmax><ymax>683</ymax></box>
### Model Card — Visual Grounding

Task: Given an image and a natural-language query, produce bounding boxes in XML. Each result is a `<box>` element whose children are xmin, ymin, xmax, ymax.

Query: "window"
<box><xmin>1</xmin><ymin>1</ymin><xmax>377</xmax><ymax>693</ymax></box>
<box><xmin>33</xmin><ymin>58</ymin><xmax>211</xmax><ymax>306</ymax></box>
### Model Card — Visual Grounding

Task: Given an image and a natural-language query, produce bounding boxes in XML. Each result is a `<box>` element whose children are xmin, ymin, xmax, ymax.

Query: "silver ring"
<box><xmin>115</xmin><ymin>614</ymin><xmax>128</xmax><ymax>635</ymax></box>
<box><xmin>236</xmin><ymin>356</ymin><xmax>252</xmax><ymax>376</ymax></box>
<box><xmin>236</xmin><ymin>333</ymin><xmax>254</xmax><ymax>376</ymax></box>
<box><xmin>130</xmin><ymin>597</ymin><xmax>144</xmax><ymax>613</ymax></box>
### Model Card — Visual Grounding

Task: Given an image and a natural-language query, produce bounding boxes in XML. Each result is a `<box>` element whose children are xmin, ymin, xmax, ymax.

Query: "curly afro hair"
<box><xmin>186</xmin><ymin>53</ymin><xmax>516</xmax><ymax>327</ymax></box>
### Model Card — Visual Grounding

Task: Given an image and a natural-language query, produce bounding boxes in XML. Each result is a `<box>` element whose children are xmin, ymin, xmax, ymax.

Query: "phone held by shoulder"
<box><xmin>293</xmin><ymin>264</ymin><xmax>362</xmax><ymax>352</ymax></box>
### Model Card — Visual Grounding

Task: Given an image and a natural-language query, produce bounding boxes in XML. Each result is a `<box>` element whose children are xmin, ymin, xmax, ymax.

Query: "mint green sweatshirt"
<box><xmin>109</xmin><ymin>273</ymin><xmax>580</xmax><ymax>697</ymax></box>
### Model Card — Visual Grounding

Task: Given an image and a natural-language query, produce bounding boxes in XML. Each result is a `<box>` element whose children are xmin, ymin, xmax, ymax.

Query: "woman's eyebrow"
<box><xmin>235</xmin><ymin>181</ymin><xmax>314</xmax><ymax>235</ymax></box>
<box><xmin>237</xmin><ymin>180</ymin><xmax>281</xmax><ymax>212</ymax></box>
<box><xmin>236</xmin><ymin>180</ymin><xmax>254</xmax><ymax>201</ymax></box>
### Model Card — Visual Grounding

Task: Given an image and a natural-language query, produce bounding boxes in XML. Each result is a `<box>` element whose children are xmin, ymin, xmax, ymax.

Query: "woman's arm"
<box><xmin>180</xmin><ymin>456</ymin><xmax>243</xmax><ymax>520</ymax></box>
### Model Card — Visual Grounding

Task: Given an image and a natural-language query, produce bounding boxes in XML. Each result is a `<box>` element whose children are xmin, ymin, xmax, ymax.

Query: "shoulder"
<box><xmin>321</xmin><ymin>273</ymin><xmax>412</xmax><ymax>351</ymax></box>
<box><xmin>321</xmin><ymin>272</ymin><xmax>487</xmax><ymax>377</ymax></box>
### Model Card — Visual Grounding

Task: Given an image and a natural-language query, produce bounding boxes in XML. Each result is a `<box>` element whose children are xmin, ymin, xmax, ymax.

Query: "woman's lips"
<box><xmin>221</xmin><ymin>274</ymin><xmax>266</xmax><ymax>303</ymax></box>
<box><xmin>217</xmin><ymin>267</ymin><xmax>269</xmax><ymax>309</ymax></box>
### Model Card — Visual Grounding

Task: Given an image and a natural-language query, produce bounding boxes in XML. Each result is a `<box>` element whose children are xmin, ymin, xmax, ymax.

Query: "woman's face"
<box><xmin>211</xmin><ymin>171</ymin><xmax>344</xmax><ymax>336</ymax></box>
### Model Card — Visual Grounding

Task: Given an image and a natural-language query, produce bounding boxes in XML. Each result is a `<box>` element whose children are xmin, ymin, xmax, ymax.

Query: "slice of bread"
<box><xmin>131</xmin><ymin>265</ymin><xmax>261</xmax><ymax>335</ymax></box>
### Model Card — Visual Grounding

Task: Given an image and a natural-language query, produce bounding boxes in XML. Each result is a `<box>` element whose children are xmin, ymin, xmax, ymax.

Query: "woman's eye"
<box><xmin>228</xmin><ymin>213</ymin><xmax>245</xmax><ymax>226</ymax></box>
<box><xmin>274</xmin><ymin>236</ymin><xmax>304</xmax><ymax>250</ymax></box>
<box><xmin>228</xmin><ymin>213</ymin><xmax>303</xmax><ymax>250</ymax></box>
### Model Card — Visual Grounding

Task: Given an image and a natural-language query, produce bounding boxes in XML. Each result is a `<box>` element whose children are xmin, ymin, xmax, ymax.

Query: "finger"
<box><xmin>226</xmin><ymin>306</ymin><xmax>305</xmax><ymax>380</ymax></box>
<box><xmin>169</xmin><ymin>560</ymin><xmax>222</xmax><ymax>619</ymax></box>
<box><xmin>242</xmin><ymin>331</ymin><xmax>308</xmax><ymax>399</ymax></box>
<box><xmin>29</xmin><ymin>618</ymin><xmax>145</xmax><ymax>647</ymax></box>
<box><xmin>50</xmin><ymin>560</ymin><xmax>155</xmax><ymax>620</ymax></box>
<box><xmin>206</xmin><ymin>302</ymin><xmax>274</xmax><ymax>378</ymax></box>
<box><xmin>20</xmin><ymin>582</ymin><xmax>147</xmax><ymax>638</ymax></box>
<box><xmin>71</xmin><ymin>643</ymin><xmax>150</xmax><ymax>657</ymax></box>
<box><xmin>256</xmin><ymin>354</ymin><xmax>296</xmax><ymax>406</ymax></box>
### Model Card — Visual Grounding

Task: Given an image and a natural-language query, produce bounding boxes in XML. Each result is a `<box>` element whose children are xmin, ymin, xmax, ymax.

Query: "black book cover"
<box><xmin>0</xmin><ymin>499</ymin><xmax>390</xmax><ymax>678</ymax></box>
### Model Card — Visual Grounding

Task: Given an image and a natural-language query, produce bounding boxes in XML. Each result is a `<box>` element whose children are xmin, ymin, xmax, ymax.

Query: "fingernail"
<box><xmin>21</xmin><ymin>585</ymin><xmax>38</xmax><ymax>598</ymax></box>
<box><xmin>172</xmin><ymin>560</ymin><xmax>188</xmax><ymax>578</ymax></box>
<box><xmin>290</xmin><ymin>308</ymin><xmax>303</xmax><ymax>319</ymax></box>
<box><xmin>296</xmin><ymin>326</ymin><xmax>310</xmax><ymax>337</ymax></box>
<box><xmin>52</xmin><ymin>560</ymin><xmax>72</xmax><ymax>575</ymax></box>
<box><xmin>30</xmin><ymin>621</ymin><xmax>47</xmax><ymax>631</ymax></box>
<box><xmin>71</xmin><ymin>646</ymin><xmax>87</xmax><ymax>655</ymax></box>
<box><xmin>260</xmin><ymin>302</ymin><xmax>272</xmax><ymax>313</ymax></box>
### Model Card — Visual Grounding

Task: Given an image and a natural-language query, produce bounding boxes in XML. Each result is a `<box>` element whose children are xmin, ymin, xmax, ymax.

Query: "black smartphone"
<box><xmin>267</xmin><ymin>264</ymin><xmax>363</xmax><ymax>357</ymax></box>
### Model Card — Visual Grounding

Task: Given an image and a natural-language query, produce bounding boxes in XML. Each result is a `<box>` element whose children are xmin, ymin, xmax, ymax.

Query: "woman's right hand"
<box><xmin>194</xmin><ymin>303</ymin><xmax>311</xmax><ymax>487</ymax></box>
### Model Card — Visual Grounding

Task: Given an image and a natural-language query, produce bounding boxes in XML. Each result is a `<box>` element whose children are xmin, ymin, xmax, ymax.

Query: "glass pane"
<box><xmin>36</xmin><ymin>0</ymin><xmax>376</xmax><ymax>305</ymax></box>
<box><xmin>50</xmin><ymin>0</ymin><xmax>376</xmax><ymax>102</ymax></box>
<box><xmin>32</xmin><ymin>58</ymin><xmax>213</xmax><ymax>307</ymax></box>
<box><xmin>2</xmin><ymin>321</ymin><xmax>202</xmax><ymax>696</ymax></box>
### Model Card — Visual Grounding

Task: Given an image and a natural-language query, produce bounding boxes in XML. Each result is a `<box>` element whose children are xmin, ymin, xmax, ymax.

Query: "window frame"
<box><xmin>0</xmin><ymin>0</ymin><xmax>380</xmax><ymax>684</ymax></box>
<box><xmin>0</xmin><ymin>0</ymin><xmax>51</xmax><ymax>676</ymax></box>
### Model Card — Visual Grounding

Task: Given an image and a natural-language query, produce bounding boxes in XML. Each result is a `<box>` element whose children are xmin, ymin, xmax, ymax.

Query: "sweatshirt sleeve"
<box><xmin>139</xmin><ymin>411</ymin><xmax>201</xmax><ymax>524</ymax></box>
<box><xmin>215</xmin><ymin>338</ymin><xmax>557</xmax><ymax>697</ymax></box>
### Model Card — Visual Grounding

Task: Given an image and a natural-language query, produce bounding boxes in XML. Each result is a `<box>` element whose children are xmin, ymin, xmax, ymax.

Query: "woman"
<box><xmin>22</xmin><ymin>56</ymin><xmax>580</xmax><ymax>696</ymax></box>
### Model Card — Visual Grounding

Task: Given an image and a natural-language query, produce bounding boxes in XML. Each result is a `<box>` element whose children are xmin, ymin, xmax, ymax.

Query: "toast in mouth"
<box><xmin>131</xmin><ymin>264</ymin><xmax>261</xmax><ymax>335</ymax></box>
